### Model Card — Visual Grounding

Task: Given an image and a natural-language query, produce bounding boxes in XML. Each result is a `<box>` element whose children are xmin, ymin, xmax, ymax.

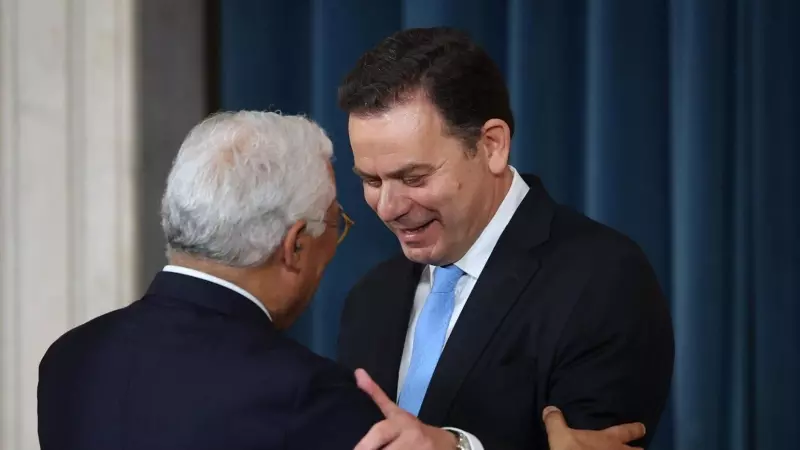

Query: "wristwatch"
<box><xmin>449</xmin><ymin>429</ymin><xmax>471</xmax><ymax>450</ymax></box>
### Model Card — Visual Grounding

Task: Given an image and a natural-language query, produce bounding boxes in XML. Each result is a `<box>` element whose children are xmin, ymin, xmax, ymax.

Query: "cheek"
<box><xmin>411</xmin><ymin>178</ymin><xmax>458</xmax><ymax>210</ymax></box>
<box><xmin>314</xmin><ymin>246</ymin><xmax>335</xmax><ymax>277</ymax></box>
<box><xmin>407</xmin><ymin>190</ymin><xmax>440</xmax><ymax>211</ymax></box>
<box><xmin>411</xmin><ymin>181</ymin><xmax>473</xmax><ymax>226</ymax></box>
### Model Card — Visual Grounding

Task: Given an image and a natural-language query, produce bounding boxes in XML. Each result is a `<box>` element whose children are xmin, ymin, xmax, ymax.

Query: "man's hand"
<box><xmin>353</xmin><ymin>368</ymin><xmax>458</xmax><ymax>450</ymax></box>
<box><xmin>543</xmin><ymin>406</ymin><xmax>646</xmax><ymax>450</ymax></box>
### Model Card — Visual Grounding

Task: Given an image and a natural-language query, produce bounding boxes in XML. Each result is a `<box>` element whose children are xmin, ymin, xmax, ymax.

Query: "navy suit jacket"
<box><xmin>38</xmin><ymin>271</ymin><xmax>382</xmax><ymax>450</ymax></box>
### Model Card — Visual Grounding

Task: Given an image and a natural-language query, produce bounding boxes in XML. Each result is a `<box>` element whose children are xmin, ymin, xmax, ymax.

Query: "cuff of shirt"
<box><xmin>442</xmin><ymin>427</ymin><xmax>484</xmax><ymax>450</ymax></box>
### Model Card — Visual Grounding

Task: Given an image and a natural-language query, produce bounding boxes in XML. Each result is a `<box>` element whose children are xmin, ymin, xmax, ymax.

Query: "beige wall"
<box><xmin>0</xmin><ymin>0</ymin><xmax>137</xmax><ymax>448</ymax></box>
<box><xmin>0</xmin><ymin>1</ymin><xmax>209</xmax><ymax>448</ymax></box>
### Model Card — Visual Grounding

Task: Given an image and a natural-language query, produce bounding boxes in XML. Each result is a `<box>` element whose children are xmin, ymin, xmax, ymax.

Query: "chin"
<box><xmin>401</xmin><ymin>245</ymin><xmax>445</xmax><ymax>266</ymax></box>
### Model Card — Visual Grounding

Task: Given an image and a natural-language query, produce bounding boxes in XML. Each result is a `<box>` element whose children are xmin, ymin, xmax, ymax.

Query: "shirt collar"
<box><xmin>426</xmin><ymin>166</ymin><xmax>530</xmax><ymax>281</ymax></box>
<box><xmin>161</xmin><ymin>265</ymin><xmax>273</xmax><ymax>321</ymax></box>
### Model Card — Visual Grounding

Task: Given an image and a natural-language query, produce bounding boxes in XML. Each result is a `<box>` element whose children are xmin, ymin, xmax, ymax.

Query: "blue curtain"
<box><xmin>218</xmin><ymin>1</ymin><xmax>799</xmax><ymax>449</ymax></box>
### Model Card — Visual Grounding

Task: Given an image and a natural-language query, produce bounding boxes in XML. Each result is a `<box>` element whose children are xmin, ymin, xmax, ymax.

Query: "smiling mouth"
<box><xmin>398</xmin><ymin>220</ymin><xmax>434</xmax><ymax>236</ymax></box>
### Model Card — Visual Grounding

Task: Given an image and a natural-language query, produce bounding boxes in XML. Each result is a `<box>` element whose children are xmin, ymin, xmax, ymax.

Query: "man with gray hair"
<box><xmin>37</xmin><ymin>110</ymin><xmax>382</xmax><ymax>450</ymax></box>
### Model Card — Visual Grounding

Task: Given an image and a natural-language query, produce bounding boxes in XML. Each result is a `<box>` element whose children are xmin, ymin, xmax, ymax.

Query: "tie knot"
<box><xmin>431</xmin><ymin>265</ymin><xmax>464</xmax><ymax>293</ymax></box>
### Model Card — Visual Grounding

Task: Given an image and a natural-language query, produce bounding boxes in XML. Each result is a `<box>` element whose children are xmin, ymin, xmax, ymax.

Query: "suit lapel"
<box><xmin>418</xmin><ymin>175</ymin><xmax>555</xmax><ymax>425</ymax></box>
<box><xmin>369</xmin><ymin>260</ymin><xmax>422</xmax><ymax>402</ymax></box>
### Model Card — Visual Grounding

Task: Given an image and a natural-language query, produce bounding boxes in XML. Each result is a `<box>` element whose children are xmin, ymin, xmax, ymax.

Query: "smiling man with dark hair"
<box><xmin>337</xmin><ymin>27</ymin><xmax>675</xmax><ymax>450</ymax></box>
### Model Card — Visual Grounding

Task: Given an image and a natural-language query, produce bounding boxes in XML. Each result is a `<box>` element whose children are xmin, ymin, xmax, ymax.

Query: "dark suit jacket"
<box><xmin>338</xmin><ymin>174</ymin><xmax>674</xmax><ymax>449</ymax></box>
<box><xmin>38</xmin><ymin>272</ymin><xmax>382</xmax><ymax>450</ymax></box>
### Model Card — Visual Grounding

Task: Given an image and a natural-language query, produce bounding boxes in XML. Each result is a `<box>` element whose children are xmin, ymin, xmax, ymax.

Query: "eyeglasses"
<box><xmin>334</xmin><ymin>205</ymin><xmax>354</xmax><ymax>245</ymax></box>
<box><xmin>315</xmin><ymin>203</ymin><xmax>353</xmax><ymax>245</ymax></box>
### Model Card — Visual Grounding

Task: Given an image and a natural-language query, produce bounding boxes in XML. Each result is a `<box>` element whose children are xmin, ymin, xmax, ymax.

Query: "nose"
<box><xmin>375</xmin><ymin>183</ymin><xmax>410</xmax><ymax>222</ymax></box>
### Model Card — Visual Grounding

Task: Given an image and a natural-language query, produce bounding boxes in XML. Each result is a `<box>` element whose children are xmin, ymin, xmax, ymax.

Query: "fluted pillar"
<box><xmin>0</xmin><ymin>0</ymin><xmax>138</xmax><ymax>448</ymax></box>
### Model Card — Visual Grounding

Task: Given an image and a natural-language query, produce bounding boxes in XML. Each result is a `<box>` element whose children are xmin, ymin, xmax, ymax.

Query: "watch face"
<box><xmin>456</xmin><ymin>432</ymin><xmax>470</xmax><ymax>450</ymax></box>
<box><xmin>448</xmin><ymin>429</ymin><xmax>470</xmax><ymax>450</ymax></box>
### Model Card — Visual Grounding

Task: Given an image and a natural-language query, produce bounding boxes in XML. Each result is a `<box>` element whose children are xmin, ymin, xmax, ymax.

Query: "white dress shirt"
<box><xmin>398</xmin><ymin>166</ymin><xmax>530</xmax><ymax>450</ymax></box>
<box><xmin>162</xmin><ymin>265</ymin><xmax>273</xmax><ymax>321</ymax></box>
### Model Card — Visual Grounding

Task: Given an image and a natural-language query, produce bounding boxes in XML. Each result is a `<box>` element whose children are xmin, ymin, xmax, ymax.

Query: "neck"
<box><xmin>168</xmin><ymin>253</ymin><xmax>289</xmax><ymax>324</ymax></box>
<box><xmin>446</xmin><ymin>168</ymin><xmax>514</xmax><ymax>265</ymax></box>
<box><xmin>473</xmin><ymin>168</ymin><xmax>514</xmax><ymax>236</ymax></box>
<box><xmin>490</xmin><ymin>168</ymin><xmax>515</xmax><ymax>216</ymax></box>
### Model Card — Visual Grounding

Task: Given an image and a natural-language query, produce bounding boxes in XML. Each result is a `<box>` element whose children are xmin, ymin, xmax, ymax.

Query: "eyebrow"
<box><xmin>352</xmin><ymin>163</ymin><xmax>435</xmax><ymax>179</ymax></box>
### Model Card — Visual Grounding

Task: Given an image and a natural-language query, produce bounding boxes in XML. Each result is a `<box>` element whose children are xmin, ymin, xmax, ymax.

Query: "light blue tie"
<box><xmin>398</xmin><ymin>264</ymin><xmax>464</xmax><ymax>416</ymax></box>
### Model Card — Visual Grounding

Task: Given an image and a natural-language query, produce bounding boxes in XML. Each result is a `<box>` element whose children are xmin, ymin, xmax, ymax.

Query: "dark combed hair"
<box><xmin>337</xmin><ymin>27</ymin><xmax>514</xmax><ymax>150</ymax></box>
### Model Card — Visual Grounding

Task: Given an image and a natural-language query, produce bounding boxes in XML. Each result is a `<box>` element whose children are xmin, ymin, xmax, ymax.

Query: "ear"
<box><xmin>480</xmin><ymin>119</ymin><xmax>511</xmax><ymax>175</ymax></box>
<box><xmin>280</xmin><ymin>220</ymin><xmax>310</xmax><ymax>272</ymax></box>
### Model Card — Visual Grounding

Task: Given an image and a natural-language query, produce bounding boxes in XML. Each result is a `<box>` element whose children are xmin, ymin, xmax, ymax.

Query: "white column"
<box><xmin>0</xmin><ymin>0</ymin><xmax>138</xmax><ymax>448</ymax></box>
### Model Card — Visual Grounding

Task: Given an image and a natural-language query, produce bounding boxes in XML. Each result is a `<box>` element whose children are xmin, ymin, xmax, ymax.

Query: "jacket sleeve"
<box><xmin>547</xmin><ymin>247</ymin><xmax>675</xmax><ymax>448</ymax></box>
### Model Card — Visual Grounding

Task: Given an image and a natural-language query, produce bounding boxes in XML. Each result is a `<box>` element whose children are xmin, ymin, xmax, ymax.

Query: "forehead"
<box><xmin>348</xmin><ymin>97</ymin><xmax>446</xmax><ymax>162</ymax></box>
